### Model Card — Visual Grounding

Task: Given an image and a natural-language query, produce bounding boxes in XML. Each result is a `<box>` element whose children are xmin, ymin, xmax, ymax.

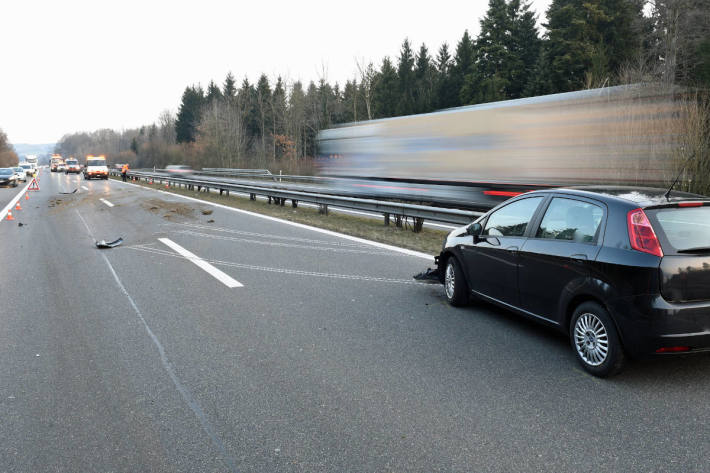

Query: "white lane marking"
<box><xmin>81</xmin><ymin>185</ymin><xmax>89</xmax><ymax>190</ymax></box>
<box><xmin>158</xmin><ymin>238</ymin><xmax>243</xmax><ymax>288</ymax></box>
<box><xmin>131</xmin><ymin>244</ymin><xmax>427</xmax><ymax>285</ymax></box>
<box><xmin>0</xmin><ymin>180</ymin><xmax>33</xmax><ymax>221</ymax></box>
<box><xmin>110</xmin><ymin>179</ymin><xmax>435</xmax><ymax>260</ymax></box>
<box><xmin>100</xmin><ymin>198</ymin><xmax>114</xmax><ymax>207</ymax></box>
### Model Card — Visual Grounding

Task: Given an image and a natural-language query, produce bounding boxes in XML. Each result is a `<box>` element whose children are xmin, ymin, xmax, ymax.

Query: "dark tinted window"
<box><xmin>484</xmin><ymin>197</ymin><xmax>543</xmax><ymax>237</ymax></box>
<box><xmin>651</xmin><ymin>207</ymin><xmax>710</xmax><ymax>252</ymax></box>
<box><xmin>536</xmin><ymin>198</ymin><xmax>603</xmax><ymax>243</ymax></box>
<box><xmin>0</xmin><ymin>168</ymin><xmax>14</xmax><ymax>175</ymax></box>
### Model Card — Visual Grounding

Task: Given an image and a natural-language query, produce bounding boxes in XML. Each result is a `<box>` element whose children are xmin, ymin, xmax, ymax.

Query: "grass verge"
<box><xmin>112</xmin><ymin>176</ymin><xmax>449</xmax><ymax>255</ymax></box>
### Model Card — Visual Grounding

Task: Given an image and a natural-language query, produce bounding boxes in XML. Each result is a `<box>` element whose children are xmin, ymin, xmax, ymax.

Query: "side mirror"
<box><xmin>467</xmin><ymin>222</ymin><xmax>483</xmax><ymax>240</ymax></box>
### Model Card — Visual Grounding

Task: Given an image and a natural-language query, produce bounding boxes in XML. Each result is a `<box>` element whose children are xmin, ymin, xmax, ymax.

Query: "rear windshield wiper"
<box><xmin>677</xmin><ymin>246</ymin><xmax>710</xmax><ymax>254</ymax></box>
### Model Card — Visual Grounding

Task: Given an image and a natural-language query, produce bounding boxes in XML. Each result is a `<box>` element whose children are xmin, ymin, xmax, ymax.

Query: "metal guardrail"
<box><xmin>113</xmin><ymin>170</ymin><xmax>482</xmax><ymax>231</ymax></box>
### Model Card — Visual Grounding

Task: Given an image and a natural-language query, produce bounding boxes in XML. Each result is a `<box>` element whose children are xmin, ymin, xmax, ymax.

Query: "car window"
<box><xmin>483</xmin><ymin>197</ymin><xmax>544</xmax><ymax>237</ymax></box>
<box><xmin>649</xmin><ymin>207</ymin><xmax>710</xmax><ymax>253</ymax></box>
<box><xmin>536</xmin><ymin>197</ymin><xmax>603</xmax><ymax>243</ymax></box>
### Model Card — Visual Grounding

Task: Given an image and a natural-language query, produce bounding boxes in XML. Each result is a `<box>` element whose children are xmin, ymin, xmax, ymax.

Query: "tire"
<box><xmin>443</xmin><ymin>257</ymin><xmax>469</xmax><ymax>307</ymax></box>
<box><xmin>570</xmin><ymin>302</ymin><xmax>625</xmax><ymax>377</ymax></box>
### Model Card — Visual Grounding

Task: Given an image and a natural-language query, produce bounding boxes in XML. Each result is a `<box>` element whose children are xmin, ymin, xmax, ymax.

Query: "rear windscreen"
<box><xmin>650</xmin><ymin>207</ymin><xmax>710</xmax><ymax>252</ymax></box>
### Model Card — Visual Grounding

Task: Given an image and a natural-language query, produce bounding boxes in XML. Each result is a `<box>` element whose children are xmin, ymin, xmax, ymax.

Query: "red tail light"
<box><xmin>627</xmin><ymin>208</ymin><xmax>663</xmax><ymax>257</ymax></box>
<box><xmin>678</xmin><ymin>202</ymin><xmax>703</xmax><ymax>207</ymax></box>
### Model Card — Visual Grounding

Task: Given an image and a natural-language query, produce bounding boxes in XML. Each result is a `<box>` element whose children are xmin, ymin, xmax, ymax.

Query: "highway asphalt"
<box><xmin>1</xmin><ymin>169</ymin><xmax>708</xmax><ymax>472</ymax></box>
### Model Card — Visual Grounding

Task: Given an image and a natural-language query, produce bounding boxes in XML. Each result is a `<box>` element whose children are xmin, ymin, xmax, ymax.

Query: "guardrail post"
<box><xmin>413</xmin><ymin>217</ymin><xmax>424</xmax><ymax>233</ymax></box>
<box><xmin>319</xmin><ymin>204</ymin><xmax>328</xmax><ymax>215</ymax></box>
<box><xmin>395</xmin><ymin>215</ymin><xmax>403</xmax><ymax>228</ymax></box>
<box><xmin>250</xmin><ymin>193</ymin><xmax>256</xmax><ymax>201</ymax></box>
<box><xmin>279</xmin><ymin>198</ymin><xmax>285</xmax><ymax>207</ymax></box>
<box><xmin>384</xmin><ymin>213</ymin><xmax>390</xmax><ymax>226</ymax></box>
<box><xmin>291</xmin><ymin>200</ymin><xmax>298</xmax><ymax>208</ymax></box>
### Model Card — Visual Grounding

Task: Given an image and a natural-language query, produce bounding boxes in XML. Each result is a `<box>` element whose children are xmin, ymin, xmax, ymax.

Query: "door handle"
<box><xmin>506</xmin><ymin>245</ymin><xmax>519</xmax><ymax>253</ymax></box>
<box><xmin>571</xmin><ymin>254</ymin><xmax>588</xmax><ymax>261</ymax></box>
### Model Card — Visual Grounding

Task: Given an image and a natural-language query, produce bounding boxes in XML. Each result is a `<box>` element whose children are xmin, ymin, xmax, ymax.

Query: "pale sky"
<box><xmin>1</xmin><ymin>0</ymin><xmax>552</xmax><ymax>144</ymax></box>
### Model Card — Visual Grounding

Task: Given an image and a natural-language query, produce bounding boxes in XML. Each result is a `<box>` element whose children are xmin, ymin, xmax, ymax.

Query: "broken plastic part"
<box><xmin>96</xmin><ymin>237</ymin><xmax>123</xmax><ymax>249</ymax></box>
<box><xmin>413</xmin><ymin>267</ymin><xmax>441</xmax><ymax>284</ymax></box>
<box><xmin>60</xmin><ymin>189</ymin><xmax>78</xmax><ymax>194</ymax></box>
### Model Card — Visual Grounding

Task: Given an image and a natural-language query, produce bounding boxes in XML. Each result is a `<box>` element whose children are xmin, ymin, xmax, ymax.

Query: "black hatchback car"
<box><xmin>437</xmin><ymin>187</ymin><xmax>710</xmax><ymax>377</ymax></box>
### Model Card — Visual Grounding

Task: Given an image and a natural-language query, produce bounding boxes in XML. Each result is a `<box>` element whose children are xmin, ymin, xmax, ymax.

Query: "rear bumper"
<box><xmin>609</xmin><ymin>294</ymin><xmax>710</xmax><ymax>357</ymax></box>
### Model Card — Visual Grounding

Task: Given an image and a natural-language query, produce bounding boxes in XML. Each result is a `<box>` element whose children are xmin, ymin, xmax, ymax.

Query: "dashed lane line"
<box><xmin>158</xmin><ymin>238</ymin><xmax>243</xmax><ymax>288</ymax></box>
<box><xmin>100</xmin><ymin>198</ymin><xmax>114</xmax><ymax>207</ymax></box>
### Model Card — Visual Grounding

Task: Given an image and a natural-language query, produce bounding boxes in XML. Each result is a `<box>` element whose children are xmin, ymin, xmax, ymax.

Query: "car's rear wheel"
<box><xmin>570</xmin><ymin>302</ymin><xmax>625</xmax><ymax>377</ymax></box>
<box><xmin>444</xmin><ymin>257</ymin><xmax>469</xmax><ymax>307</ymax></box>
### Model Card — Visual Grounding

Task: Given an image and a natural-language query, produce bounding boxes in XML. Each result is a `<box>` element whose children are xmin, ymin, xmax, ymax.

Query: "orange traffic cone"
<box><xmin>15</xmin><ymin>201</ymin><xmax>22</xmax><ymax>210</ymax></box>
<box><xmin>6</xmin><ymin>210</ymin><xmax>14</xmax><ymax>221</ymax></box>
<box><xmin>25</xmin><ymin>192</ymin><xmax>29</xmax><ymax>200</ymax></box>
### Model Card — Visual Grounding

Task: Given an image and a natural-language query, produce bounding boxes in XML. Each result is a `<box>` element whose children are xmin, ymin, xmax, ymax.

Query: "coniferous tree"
<box><xmin>508</xmin><ymin>0</ymin><xmax>542</xmax><ymax>98</ymax></box>
<box><xmin>435</xmin><ymin>42</ymin><xmax>458</xmax><ymax>109</ymax></box>
<box><xmin>451</xmin><ymin>30</ymin><xmax>476</xmax><ymax>106</ymax></box>
<box><xmin>239</xmin><ymin>78</ymin><xmax>259</xmax><ymax>153</ymax></box>
<box><xmin>255</xmin><ymin>74</ymin><xmax>272</xmax><ymax>157</ymax></box>
<box><xmin>223</xmin><ymin>72</ymin><xmax>237</xmax><ymax>99</ymax></box>
<box><xmin>206</xmin><ymin>80</ymin><xmax>223</xmax><ymax>103</ymax></box>
<box><xmin>414</xmin><ymin>43</ymin><xmax>435</xmax><ymax>113</ymax></box>
<box><xmin>463</xmin><ymin>0</ymin><xmax>541</xmax><ymax>104</ymax></box>
<box><xmin>175</xmin><ymin>85</ymin><xmax>205</xmax><ymax>143</ymax></box>
<box><xmin>373</xmin><ymin>57</ymin><xmax>399</xmax><ymax>118</ymax></box>
<box><xmin>531</xmin><ymin>0</ymin><xmax>644</xmax><ymax>93</ymax></box>
<box><xmin>396</xmin><ymin>38</ymin><xmax>416</xmax><ymax>115</ymax></box>
<box><xmin>342</xmin><ymin>79</ymin><xmax>359</xmax><ymax>122</ymax></box>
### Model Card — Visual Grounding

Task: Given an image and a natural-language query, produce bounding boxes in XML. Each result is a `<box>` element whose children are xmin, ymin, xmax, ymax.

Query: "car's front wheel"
<box><xmin>444</xmin><ymin>257</ymin><xmax>469</xmax><ymax>307</ymax></box>
<box><xmin>570</xmin><ymin>302</ymin><xmax>625</xmax><ymax>377</ymax></box>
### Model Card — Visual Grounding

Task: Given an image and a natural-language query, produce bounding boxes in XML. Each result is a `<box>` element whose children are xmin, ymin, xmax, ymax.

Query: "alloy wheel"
<box><xmin>574</xmin><ymin>313</ymin><xmax>609</xmax><ymax>366</ymax></box>
<box><xmin>445</xmin><ymin>262</ymin><xmax>455</xmax><ymax>300</ymax></box>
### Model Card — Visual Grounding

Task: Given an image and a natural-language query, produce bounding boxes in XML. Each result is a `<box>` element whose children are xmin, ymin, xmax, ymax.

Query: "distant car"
<box><xmin>0</xmin><ymin>168</ymin><xmax>19</xmax><ymax>187</ymax></box>
<box><xmin>12</xmin><ymin>166</ymin><xmax>27</xmax><ymax>182</ymax></box>
<box><xmin>20</xmin><ymin>163</ymin><xmax>36</xmax><ymax>177</ymax></box>
<box><xmin>57</xmin><ymin>163</ymin><xmax>66</xmax><ymax>172</ymax></box>
<box><xmin>165</xmin><ymin>165</ymin><xmax>193</xmax><ymax>175</ymax></box>
<box><xmin>65</xmin><ymin>159</ymin><xmax>81</xmax><ymax>174</ymax></box>
<box><xmin>437</xmin><ymin>186</ymin><xmax>710</xmax><ymax>377</ymax></box>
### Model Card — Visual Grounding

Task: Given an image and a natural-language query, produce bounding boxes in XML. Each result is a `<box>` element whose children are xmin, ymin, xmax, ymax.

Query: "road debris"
<box><xmin>413</xmin><ymin>267</ymin><xmax>441</xmax><ymax>284</ymax></box>
<box><xmin>96</xmin><ymin>237</ymin><xmax>124</xmax><ymax>249</ymax></box>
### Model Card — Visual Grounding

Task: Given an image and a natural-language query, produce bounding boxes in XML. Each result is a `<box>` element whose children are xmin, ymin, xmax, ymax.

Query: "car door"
<box><xmin>518</xmin><ymin>195</ymin><xmax>605</xmax><ymax>323</ymax></box>
<box><xmin>461</xmin><ymin>196</ymin><xmax>545</xmax><ymax>307</ymax></box>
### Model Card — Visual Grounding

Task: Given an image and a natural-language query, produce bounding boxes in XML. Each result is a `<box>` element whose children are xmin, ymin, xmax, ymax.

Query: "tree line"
<box><xmin>56</xmin><ymin>0</ymin><xmax>709</xmax><ymax>175</ymax></box>
<box><xmin>0</xmin><ymin>128</ymin><xmax>19</xmax><ymax>167</ymax></box>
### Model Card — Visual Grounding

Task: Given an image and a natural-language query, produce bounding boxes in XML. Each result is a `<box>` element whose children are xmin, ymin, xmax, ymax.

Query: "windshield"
<box><xmin>0</xmin><ymin>168</ymin><xmax>14</xmax><ymax>175</ymax></box>
<box><xmin>87</xmin><ymin>160</ymin><xmax>106</xmax><ymax>167</ymax></box>
<box><xmin>650</xmin><ymin>207</ymin><xmax>710</xmax><ymax>253</ymax></box>
<box><xmin>20</xmin><ymin>164</ymin><xmax>31</xmax><ymax>169</ymax></box>
<box><xmin>66</xmin><ymin>160</ymin><xmax>78</xmax><ymax>165</ymax></box>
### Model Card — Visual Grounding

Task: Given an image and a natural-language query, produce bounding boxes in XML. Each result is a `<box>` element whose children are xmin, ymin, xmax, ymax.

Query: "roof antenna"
<box><xmin>665</xmin><ymin>152</ymin><xmax>695</xmax><ymax>201</ymax></box>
